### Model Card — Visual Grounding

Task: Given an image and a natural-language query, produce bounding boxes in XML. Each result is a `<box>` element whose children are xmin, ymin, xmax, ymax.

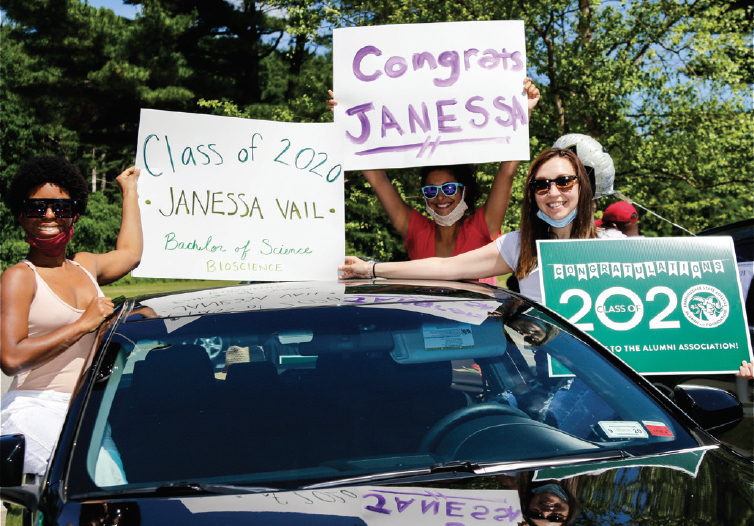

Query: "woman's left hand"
<box><xmin>523</xmin><ymin>77</ymin><xmax>540</xmax><ymax>115</ymax></box>
<box><xmin>339</xmin><ymin>256</ymin><xmax>369</xmax><ymax>279</ymax></box>
<box><xmin>116</xmin><ymin>166</ymin><xmax>140</xmax><ymax>194</ymax></box>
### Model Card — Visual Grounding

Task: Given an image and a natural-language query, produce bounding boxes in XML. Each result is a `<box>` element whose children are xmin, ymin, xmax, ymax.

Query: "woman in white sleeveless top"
<box><xmin>0</xmin><ymin>156</ymin><xmax>142</xmax><ymax>476</ymax></box>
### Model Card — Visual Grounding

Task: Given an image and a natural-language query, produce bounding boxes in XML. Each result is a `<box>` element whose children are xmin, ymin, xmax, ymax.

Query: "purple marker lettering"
<box><xmin>493</xmin><ymin>96</ymin><xmax>527</xmax><ymax>131</ymax></box>
<box><xmin>446</xmin><ymin>501</ymin><xmax>464</xmax><ymax>517</ymax></box>
<box><xmin>353</xmin><ymin>46</ymin><xmax>383</xmax><ymax>82</ymax></box>
<box><xmin>364</xmin><ymin>493</ymin><xmax>391</xmax><ymax>515</ymax></box>
<box><xmin>479</xmin><ymin>49</ymin><xmax>502</xmax><ymax>69</ymax></box>
<box><xmin>435</xmin><ymin>51</ymin><xmax>460</xmax><ymax>87</ymax></box>
<box><xmin>422</xmin><ymin>500</ymin><xmax>440</xmax><ymax>515</ymax></box>
<box><xmin>471</xmin><ymin>505</ymin><xmax>490</xmax><ymax>519</ymax></box>
<box><xmin>395</xmin><ymin>498</ymin><xmax>415</xmax><ymax>512</ymax></box>
<box><xmin>413</xmin><ymin>52</ymin><xmax>438</xmax><ymax>71</ymax></box>
<box><xmin>408</xmin><ymin>103</ymin><xmax>431</xmax><ymax>134</ymax></box>
<box><xmin>466</xmin><ymin>96</ymin><xmax>489</xmax><ymax>128</ymax></box>
<box><xmin>510</xmin><ymin>50</ymin><xmax>524</xmax><ymax>71</ymax></box>
<box><xmin>385</xmin><ymin>56</ymin><xmax>408</xmax><ymax>78</ymax></box>
<box><xmin>493</xmin><ymin>505</ymin><xmax>516</xmax><ymax>521</ymax></box>
<box><xmin>437</xmin><ymin>99</ymin><xmax>462</xmax><ymax>133</ymax></box>
<box><xmin>464</xmin><ymin>48</ymin><xmax>480</xmax><ymax>70</ymax></box>
<box><xmin>345</xmin><ymin>103</ymin><xmax>375</xmax><ymax>144</ymax></box>
<box><xmin>381</xmin><ymin>106</ymin><xmax>405</xmax><ymax>137</ymax></box>
<box><xmin>499</xmin><ymin>49</ymin><xmax>512</xmax><ymax>70</ymax></box>
<box><xmin>446</xmin><ymin>523</ymin><xmax>465</xmax><ymax>526</ymax></box>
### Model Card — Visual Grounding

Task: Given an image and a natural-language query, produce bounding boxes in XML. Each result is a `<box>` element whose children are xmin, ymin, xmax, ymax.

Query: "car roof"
<box><xmin>125</xmin><ymin>279</ymin><xmax>522</xmax><ymax>321</ymax></box>
<box><xmin>697</xmin><ymin>218</ymin><xmax>754</xmax><ymax>262</ymax></box>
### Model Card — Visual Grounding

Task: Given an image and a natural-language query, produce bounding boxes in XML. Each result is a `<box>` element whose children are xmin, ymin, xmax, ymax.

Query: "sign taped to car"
<box><xmin>132</xmin><ymin>109</ymin><xmax>345</xmax><ymax>281</ymax></box>
<box><xmin>180</xmin><ymin>486</ymin><xmax>522</xmax><ymax>525</ymax></box>
<box><xmin>538</xmin><ymin>237</ymin><xmax>752</xmax><ymax>374</ymax></box>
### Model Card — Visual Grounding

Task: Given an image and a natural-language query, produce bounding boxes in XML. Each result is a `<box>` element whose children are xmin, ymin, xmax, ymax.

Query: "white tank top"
<box><xmin>9</xmin><ymin>260</ymin><xmax>104</xmax><ymax>393</ymax></box>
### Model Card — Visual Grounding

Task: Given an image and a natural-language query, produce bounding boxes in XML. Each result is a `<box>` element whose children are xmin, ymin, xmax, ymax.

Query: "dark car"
<box><xmin>2</xmin><ymin>280</ymin><xmax>752</xmax><ymax>525</ymax></box>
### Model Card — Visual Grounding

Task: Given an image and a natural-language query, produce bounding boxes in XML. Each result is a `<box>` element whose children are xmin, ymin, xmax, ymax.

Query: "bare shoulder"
<box><xmin>0</xmin><ymin>262</ymin><xmax>36</xmax><ymax>297</ymax></box>
<box><xmin>71</xmin><ymin>251</ymin><xmax>98</xmax><ymax>274</ymax></box>
<box><xmin>1</xmin><ymin>261</ymin><xmax>34</xmax><ymax>284</ymax></box>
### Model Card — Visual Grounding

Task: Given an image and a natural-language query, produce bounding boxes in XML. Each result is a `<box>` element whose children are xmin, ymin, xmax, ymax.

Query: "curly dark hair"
<box><xmin>419</xmin><ymin>164</ymin><xmax>481</xmax><ymax>213</ymax></box>
<box><xmin>7</xmin><ymin>156</ymin><xmax>89</xmax><ymax>218</ymax></box>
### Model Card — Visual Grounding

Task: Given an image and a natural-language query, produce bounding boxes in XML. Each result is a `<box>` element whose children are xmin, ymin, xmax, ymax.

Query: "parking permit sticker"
<box><xmin>597</xmin><ymin>421</ymin><xmax>649</xmax><ymax>439</ymax></box>
<box><xmin>643</xmin><ymin>421</ymin><xmax>674</xmax><ymax>437</ymax></box>
<box><xmin>422</xmin><ymin>324</ymin><xmax>475</xmax><ymax>350</ymax></box>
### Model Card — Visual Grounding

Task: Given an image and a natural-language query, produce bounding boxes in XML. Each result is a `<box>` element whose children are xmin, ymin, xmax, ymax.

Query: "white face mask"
<box><xmin>425</xmin><ymin>187</ymin><xmax>468</xmax><ymax>226</ymax></box>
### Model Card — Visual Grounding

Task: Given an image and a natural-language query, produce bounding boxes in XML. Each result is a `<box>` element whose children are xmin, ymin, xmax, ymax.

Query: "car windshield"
<box><xmin>69</xmin><ymin>283</ymin><xmax>696</xmax><ymax>494</ymax></box>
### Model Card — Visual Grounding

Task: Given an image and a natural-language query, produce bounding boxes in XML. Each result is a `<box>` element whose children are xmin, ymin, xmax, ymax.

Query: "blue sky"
<box><xmin>86</xmin><ymin>0</ymin><xmax>140</xmax><ymax>19</ymax></box>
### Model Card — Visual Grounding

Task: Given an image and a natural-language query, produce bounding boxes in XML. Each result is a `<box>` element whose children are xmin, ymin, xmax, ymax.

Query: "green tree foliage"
<box><xmin>325</xmin><ymin>0</ymin><xmax>752</xmax><ymax>247</ymax></box>
<box><xmin>2</xmin><ymin>0</ymin><xmax>751</xmax><ymax>269</ymax></box>
<box><xmin>0</xmin><ymin>0</ymin><xmax>330</xmax><ymax>269</ymax></box>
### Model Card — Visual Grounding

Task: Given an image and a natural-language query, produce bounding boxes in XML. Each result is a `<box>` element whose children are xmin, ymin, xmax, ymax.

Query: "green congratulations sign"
<box><xmin>538</xmin><ymin>237</ymin><xmax>752</xmax><ymax>375</ymax></box>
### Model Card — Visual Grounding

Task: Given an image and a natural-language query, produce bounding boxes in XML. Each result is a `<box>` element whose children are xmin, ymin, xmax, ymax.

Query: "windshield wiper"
<box><xmin>154</xmin><ymin>481</ymin><xmax>279</xmax><ymax>496</ymax></box>
<box><xmin>73</xmin><ymin>481</ymin><xmax>279</xmax><ymax>499</ymax></box>
<box><xmin>302</xmin><ymin>462</ymin><xmax>484</xmax><ymax>490</ymax></box>
<box><xmin>302</xmin><ymin>450</ymin><xmax>634</xmax><ymax>490</ymax></box>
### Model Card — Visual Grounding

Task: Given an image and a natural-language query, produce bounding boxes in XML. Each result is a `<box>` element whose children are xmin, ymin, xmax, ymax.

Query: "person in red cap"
<box><xmin>599</xmin><ymin>201</ymin><xmax>643</xmax><ymax>237</ymax></box>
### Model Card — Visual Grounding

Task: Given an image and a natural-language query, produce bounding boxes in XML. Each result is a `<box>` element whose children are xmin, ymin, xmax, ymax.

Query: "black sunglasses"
<box><xmin>23</xmin><ymin>198</ymin><xmax>79</xmax><ymax>218</ymax></box>
<box><xmin>528</xmin><ymin>509</ymin><xmax>568</xmax><ymax>523</ymax></box>
<box><xmin>529</xmin><ymin>175</ymin><xmax>579</xmax><ymax>195</ymax></box>
<box><xmin>421</xmin><ymin>182</ymin><xmax>463</xmax><ymax>199</ymax></box>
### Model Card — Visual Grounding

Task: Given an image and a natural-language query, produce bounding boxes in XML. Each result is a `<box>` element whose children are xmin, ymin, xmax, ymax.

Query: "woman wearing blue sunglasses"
<box><xmin>329</xmin><ymin>78</ymin><xmax>540</xmax><ymax>285</ymax></box>
<box><xmin>0</xmin><ymin>156</ymin><xmax>142</xmax><ymax>478</ymax></box>
<box><xmin>340</xmin><ymin>148</ymin><xmax>627</xmax><ymax>299</ymax></box>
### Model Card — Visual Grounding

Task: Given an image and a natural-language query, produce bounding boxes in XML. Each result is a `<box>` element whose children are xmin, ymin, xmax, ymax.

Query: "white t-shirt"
<box><xmin>496</xmin><ymin>228</ymin><xmax>626</xmax><ymax>303</ymax></box>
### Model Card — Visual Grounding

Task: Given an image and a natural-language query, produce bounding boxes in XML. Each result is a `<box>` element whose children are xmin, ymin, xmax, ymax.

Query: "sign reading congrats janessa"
<box><xmin>132</xmin><ymin>109</ymin><xmax>344</xmax><ymax>281</ymax></box>
<box><xmin>333</xmin><ymin>21</ymin><xmax>530</xmax><ymax>170</ymax></box>
<box><xmin>538</xmin><ymin>237</ymin><xmax>752</xmax><ymax>375</ymax></box>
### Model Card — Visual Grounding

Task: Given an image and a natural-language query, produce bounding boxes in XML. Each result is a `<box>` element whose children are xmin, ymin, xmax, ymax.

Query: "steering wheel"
<box><xmin>419</xmin><ymin>402</ymin><xmax>531</xmax><ymax>455</ymax></box>
<box><xmin>193</xmin><ymin>336</ymin><xmax>225</xmax><ymax>361</ymax></box>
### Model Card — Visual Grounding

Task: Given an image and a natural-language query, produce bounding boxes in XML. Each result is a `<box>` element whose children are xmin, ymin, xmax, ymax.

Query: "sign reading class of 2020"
<box><xmin>132</xmin><ymin>109</ymin><xmax>345</xmax><ymax>281</ymax></box>
<box><xmin>333</xmin><ymin>21</ymin><xmax>531</xmax><ymax>170</ymax></box>
<box><xmin>538</xmin><ymin>237</ymin><xmax>753</xmax><ymax>375</ymax></box>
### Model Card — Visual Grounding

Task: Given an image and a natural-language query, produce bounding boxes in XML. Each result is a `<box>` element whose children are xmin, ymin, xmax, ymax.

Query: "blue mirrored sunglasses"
<box><xmin>421</xmin><ymin>182</ymin><xmax>463</xmax><ymax>199</ymax></box>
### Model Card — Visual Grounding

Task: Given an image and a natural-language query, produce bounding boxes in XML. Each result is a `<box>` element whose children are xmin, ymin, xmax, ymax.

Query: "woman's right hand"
<box><xmin>78</xmin><ymin>296</ymin><xmax>115</xmax><ymax>333</ymax></box>
<box><xmin>339</xmin><ymin>256</ymin><xmax>369</xmax><ymax>279</ymax></box>
<box><xmin>327</xmin><ymin>90</ymin><xmax>337</xmax><ymax>113</ymax></box>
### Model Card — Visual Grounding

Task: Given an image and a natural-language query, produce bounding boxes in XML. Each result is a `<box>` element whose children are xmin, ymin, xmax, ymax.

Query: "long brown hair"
<box><xmin>515</xmin><ymin>148</ymin><xmax>597</xmax><ymax>279</ymax></box>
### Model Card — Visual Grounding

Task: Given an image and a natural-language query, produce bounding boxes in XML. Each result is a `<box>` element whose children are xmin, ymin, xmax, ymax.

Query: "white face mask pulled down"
<box><xmin>425</xmin><ymin>187</ymin><xmax>468</xmax><ymax>226</ymax></box>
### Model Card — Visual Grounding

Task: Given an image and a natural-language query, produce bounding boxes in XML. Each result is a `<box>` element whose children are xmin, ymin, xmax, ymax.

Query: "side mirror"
<box><xmin>0</xmin><ymin>434</ymin><xmax>39</xmax><ymax>511</ymax></box>
<box><xmin>0</xmin><ymin>434</ymin><xmax>25</xmax><ymax>487</ymax></box>
<box><xmin>673</xmin><ymin>384</ymin><xmax>744</xmax><ymax>435</ymax></box>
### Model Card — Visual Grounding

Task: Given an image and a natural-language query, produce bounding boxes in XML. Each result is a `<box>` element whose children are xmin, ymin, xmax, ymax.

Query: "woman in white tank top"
<box><xmin>0</xmin><ymin>156</ymin><xmax>142</xmax><ymax>476</ymax></box>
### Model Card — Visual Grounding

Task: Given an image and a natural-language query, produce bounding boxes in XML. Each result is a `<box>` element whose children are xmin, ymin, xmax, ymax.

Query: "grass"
<box><xmin>2</xmin><ymin>504</ymin><xmax>23</xmax><ymax>526</ymax></box>
<box><xmin>100</xmin><ymin>279</ymin><xmax>242</xmax><ymax>298</ymax></box>
<box><xmin>100</xmin><ymin>275</ymin><xmax>511</xmax><ymax>298</ymax></box>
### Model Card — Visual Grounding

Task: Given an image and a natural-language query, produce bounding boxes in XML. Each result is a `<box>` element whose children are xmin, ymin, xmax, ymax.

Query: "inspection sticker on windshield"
<box><xmin>643</xmin><ymin>421</ymin><xmax>674</xmax><ymax>437</ymax></box>
<box><xmin>422</xmin><ymin>324</ymin><xmax>474</xmax><ymax>350</ymax></box>
<box><xmin>597</xmin><ymin>421</ymin><xmax>649</xmax><ymax>439</ymax></box>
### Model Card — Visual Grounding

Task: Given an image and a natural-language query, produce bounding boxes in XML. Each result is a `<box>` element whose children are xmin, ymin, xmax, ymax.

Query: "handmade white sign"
<box><xmin>333</xmin><ymin>20</ymin><xmax>529</xmax><ymax>170</ymax></box>
<box><xmin>132</xmin><ymin>109</ymin><xmax>345</xmax><ymax>280</ymax></box>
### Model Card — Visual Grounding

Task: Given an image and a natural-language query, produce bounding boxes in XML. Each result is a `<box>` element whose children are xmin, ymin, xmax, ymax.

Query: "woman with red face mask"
<box><xmin>0</xmin><ymin>156</ymin><xmax>142</xmax><ymax>477</ymax></box>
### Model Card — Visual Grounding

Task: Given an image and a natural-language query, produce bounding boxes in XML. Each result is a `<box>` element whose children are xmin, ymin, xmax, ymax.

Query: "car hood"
<box><xmin>54</xmin><ymin>447</ymin><xmax>753</xmax><ymax>525</ymax></box>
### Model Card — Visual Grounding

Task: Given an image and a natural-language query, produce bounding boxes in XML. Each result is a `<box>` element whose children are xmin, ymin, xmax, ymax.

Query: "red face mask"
<box><xmin>25</xmin><ymin>223</ymin><xmax>75</xmax><ymax>257</ymax></box>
